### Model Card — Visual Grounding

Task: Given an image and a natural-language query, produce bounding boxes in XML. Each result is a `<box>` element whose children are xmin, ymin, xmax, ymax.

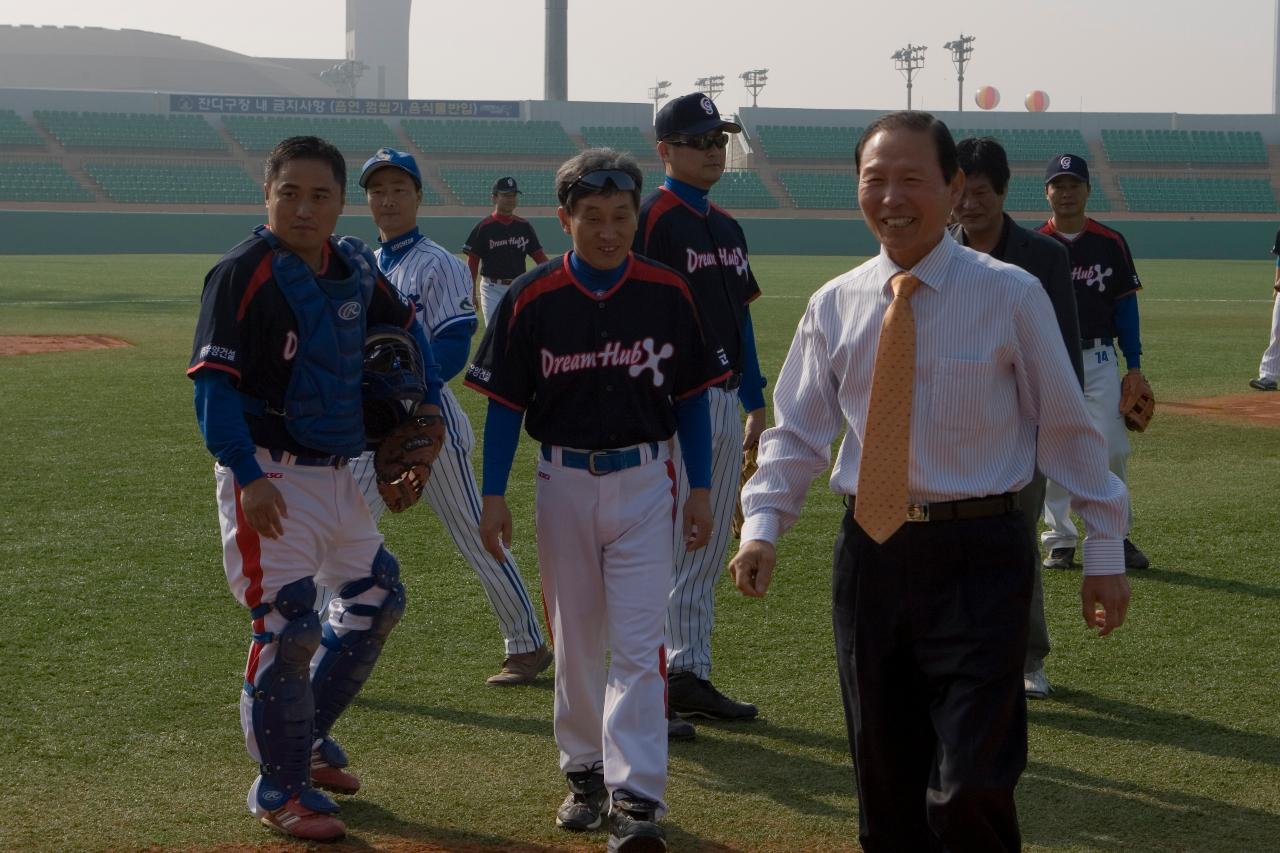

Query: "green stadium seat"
<box><xmin>86</xmin><ymin>161</ymin><xmax>260</xmax><ymax>204</ymax></box>
<box><xmin>0</xmin><ymin>160</ymin><xmax>92</xmax><ymax>202</ymax></box>
<box><xmin>222</xmin><ymin>116</ymin><xmax>396</xmax><ymax>159</ymax></box>
<box><xmin>778</xmin><ymin>170</ymin><xmax>856</xmax><ymax>209</ymax></box>
<box><xmin>33</xmin><ymin>111</ymin><xmax>226</xmax><ymax>152</ymax></box>
<box><xmin>1103</xmin><ymin>128</ymin><xmax>1267</xmax><ymax>165</ymax></box>
<box><xmin>580</xmin><ymin>126</ymin><xmax>656</xmax><ymax>159</ymax></box>
<box><xmin>405</xmin><ymin>119</ymin><xmax>576</xmax><ymax>157</ymax></box>
<box><xmin>1118</xmin><ymin>176</ymin><xmax>1276</xmax><ymax>213</ymax></box>
<box><xmin>0</xmin><ymin>111</ymin><xmax>44</xmax><ymax>148</ymax></box>
<box><xmin>753</xmin><ymin>125</ymin><xmax>862</xmax><ymax>160</ymax></box>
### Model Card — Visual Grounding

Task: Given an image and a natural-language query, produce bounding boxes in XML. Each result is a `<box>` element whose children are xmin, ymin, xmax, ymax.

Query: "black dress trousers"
<box><xmin>832</xmin><ymin>505</ymin><xmax>1033</xmax><ymax>853</ymax></box>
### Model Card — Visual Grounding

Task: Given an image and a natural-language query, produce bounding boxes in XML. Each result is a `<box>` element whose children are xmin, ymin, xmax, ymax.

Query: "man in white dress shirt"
<box><xmin>728</xmin><ymin>111</ymin><xmax>1132</xmax><ymax>853</ymax></box>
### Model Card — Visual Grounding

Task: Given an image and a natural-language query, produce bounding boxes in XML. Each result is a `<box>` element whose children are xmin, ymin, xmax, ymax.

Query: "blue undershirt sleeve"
<box><xmin>409</xmin><ymin>317</ymin><xmax>444</xmax><ymax>406</ymax></box>
<box><xmin>736</xmin><ymin>308</ymin><xmax>767</xmax><ymax>413</ymax></box>
<box><xmin>1113</xmin><ymin>294</ymin><xmax>1142</xmax><ymax>370</ymax></box>
<box><xmin>431</xmin><ymin>319</ymin><xmax>477</xmax><ymax>382</ymax></box>
<box><xmin>481</xmin><ymin>399</ymin><xmax>523</xmax><ymax>496</ymax></box>
<box><xmin>674</xmin><ymin>391</ymin><xmax>713</xmax><ymax>489</ymax></box>
<box><xmin>193</xmin><ymin>370</ymin><xmax>264</xmax><ymax>487</ymax></box>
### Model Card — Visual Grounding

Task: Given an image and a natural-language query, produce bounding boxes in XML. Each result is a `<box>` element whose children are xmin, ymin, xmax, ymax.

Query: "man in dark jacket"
<box><xmin>950</xmin><ymin>136</ymin><xmax>1082</xmax><ymax>701</ymax></box>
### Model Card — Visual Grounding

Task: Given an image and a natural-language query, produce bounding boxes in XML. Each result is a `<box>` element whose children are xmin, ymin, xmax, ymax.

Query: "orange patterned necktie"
<box><xmin>854</xmin><ymin>272</ymin><xmax>922</xmax><ymax>544</ymax></box>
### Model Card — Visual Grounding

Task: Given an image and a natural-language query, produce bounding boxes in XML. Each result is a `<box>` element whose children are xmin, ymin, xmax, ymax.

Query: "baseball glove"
<box><xmin>1120</xmin><ymin>372</ymin><xmax>1155</xmax><ymax>433</ymax></box>
<box><xmin>731</xmin><ymin>445</ymin><xmax>760</xmax><ymax>539</ymax></box>
<box><xmin>374</xmin><ymin>411</ymin><xmax>445</xmax><ymax>512</ymax></box>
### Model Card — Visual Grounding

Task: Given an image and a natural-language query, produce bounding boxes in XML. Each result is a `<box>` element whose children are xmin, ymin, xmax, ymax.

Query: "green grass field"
<box><xmin>2</xmin><ymin>253</ymin><xmax>1278</xmax><ymax>853</ymax></box>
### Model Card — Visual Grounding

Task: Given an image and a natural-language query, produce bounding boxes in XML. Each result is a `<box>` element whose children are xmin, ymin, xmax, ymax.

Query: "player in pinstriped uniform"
<box><xmin>341</xmin><ymin>148</ymin><xmax>550</xmax><ymax>685</ymax></box>
<box><xmin>635</xmin><ymin>93</ymin><xmax>767</xmax><ymax>736</ymax></box>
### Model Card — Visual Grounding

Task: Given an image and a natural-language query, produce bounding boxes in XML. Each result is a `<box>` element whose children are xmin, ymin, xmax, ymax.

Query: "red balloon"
<box><xmin>1025</xmin><ymin>90</ymin><xmax>1050</xmax><ymax>112</ymax></box>
<box><xmin>974</xmin><ymin>86</ymin><xmax>1000</xmax><ymax>110</ymax></box>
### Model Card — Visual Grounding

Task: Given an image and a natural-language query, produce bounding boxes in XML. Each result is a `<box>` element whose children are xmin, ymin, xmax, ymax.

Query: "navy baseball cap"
<box><xmin>1045</xmin><ymin>153</ymin><xmax>1089</xmax><ymax>185</ymax></box>
<box><xmin>493</xmin><ymin>176</ymin><xmax>520</xmax><ymax>194</ymax></box>
<box><xmin>359</xmin><ymin>148</ymin><xmax>422</xmax><ymax>189</ymax></box>
<box><xmin>655</xmin><ymin>92</ymin><xmax>743</xmax><ymax>140</ymax></box>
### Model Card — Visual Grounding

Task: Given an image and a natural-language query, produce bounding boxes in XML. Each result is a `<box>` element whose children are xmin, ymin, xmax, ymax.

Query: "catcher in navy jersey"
<box><xmin>634</xmin><ymin>92</ymin><xmax>767</xmax><ymax>739</ymax></box>
<box><xmin>1039</xmin><ymin>153</ymin><xmax>1152</xmax><ymax>572</ymax></box>
<box><xmin>464</xmin><ymin>176</ymin><xmax>550</xmax><ymax>326</ymax></box>
<box><xmin>188</xmin><ymin>136</ymin><xmax>442</xmax><ymax>842</ymax></box>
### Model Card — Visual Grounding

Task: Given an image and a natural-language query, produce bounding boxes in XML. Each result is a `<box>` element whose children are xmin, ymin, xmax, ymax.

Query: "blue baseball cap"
<box><xmin>655</xmin><ymin>92</ymin><xmax>743</xmax><ymax>140</ymax></box>
<box><xmin>359</xmin><ymin>148</ymin><xmax>422</xmax><ymax>189</ymax></box>
<box><xmin>1045</xmin><ymin>153</ymin><xmax>1089</xmax><ymax>185</ymax></box>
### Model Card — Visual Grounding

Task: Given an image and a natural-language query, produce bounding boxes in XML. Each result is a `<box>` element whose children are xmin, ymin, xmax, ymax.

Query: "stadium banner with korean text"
<box><xmin>168</xmin><ymin>94</ymin><xmax>520</xmax><ymax>118</ymax></box>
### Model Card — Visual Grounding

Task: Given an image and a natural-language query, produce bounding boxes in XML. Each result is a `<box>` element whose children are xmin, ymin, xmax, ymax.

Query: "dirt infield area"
<box><xmin>1164</xmin><ymin>392</ymin><xmax>1280</xmax><ymax>427</ymax></box>
<box><xmin>0</xmin><ymin>334</ymin><xmax>132</xmax><ymax>356</ymax></box>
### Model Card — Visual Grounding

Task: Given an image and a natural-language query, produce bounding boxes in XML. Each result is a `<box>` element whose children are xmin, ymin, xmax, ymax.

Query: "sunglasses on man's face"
<box><xmin>560</xmin><ymin>169</ymin><xmax>639</xmax><ymax>205</ymax></box>
<box><xmin>665</xmin><ymin>132</ymin><xmax>730</xmax><ymax>151</ymax></box>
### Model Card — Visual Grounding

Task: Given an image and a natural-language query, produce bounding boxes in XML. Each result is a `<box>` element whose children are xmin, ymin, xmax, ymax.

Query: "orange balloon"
<box><xmin>974</xmin><ymin>86</ymin><xmax>1000</xmax><ymax>110</ymax></box>
<box><xmin>1025</xmin><ymin>90</ymin><xmax>1050</xmax><ymax>112</ymax></box>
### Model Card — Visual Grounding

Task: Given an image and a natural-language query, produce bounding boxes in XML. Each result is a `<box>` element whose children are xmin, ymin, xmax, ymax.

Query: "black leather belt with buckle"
<box><xmin>715</xmin><ymin>373</ymin><xmax>742</xmax><ymax>391</ymax></box>
<box><xmin>845</xmin><ymin>493</ymin><xmax>1018</xmax><ymax>522</ymax></box>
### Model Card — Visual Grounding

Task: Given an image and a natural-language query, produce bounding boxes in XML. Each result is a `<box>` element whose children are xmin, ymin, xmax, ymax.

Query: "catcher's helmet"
<box><xmin>362</xmin><ymin>325</ymin><xmax>426</xmax><ymax>446</ymax></box>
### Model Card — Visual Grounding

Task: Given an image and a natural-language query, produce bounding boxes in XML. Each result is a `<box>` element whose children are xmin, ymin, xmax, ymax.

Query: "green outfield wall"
<box><xmin>0</xmin><ymin>211</ymin><xmax>1274</xmax><ymax>259</ymax></box>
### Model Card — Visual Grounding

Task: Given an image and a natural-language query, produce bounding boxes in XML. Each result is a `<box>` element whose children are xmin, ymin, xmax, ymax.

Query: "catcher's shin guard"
<box><xmin>312</xmin><ymin>546</ymin><xmax>406</xmax><ymax>736</ymax></box>
<box><xmin>247</xmin><ymin>577</ymin><xmax>325</xmax><ymax>812</ymax></box>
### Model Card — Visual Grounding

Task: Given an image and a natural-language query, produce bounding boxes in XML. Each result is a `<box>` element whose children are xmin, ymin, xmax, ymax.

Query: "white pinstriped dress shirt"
<box><xmin>740</xmin><ymin>233</ymin><xmax>1129</xmax><ymax>576</ymax></box>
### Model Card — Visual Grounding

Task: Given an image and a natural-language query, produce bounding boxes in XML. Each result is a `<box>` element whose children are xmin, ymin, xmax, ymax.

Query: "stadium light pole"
<box><xmin>740</xmin><ymin>69</ymin><xmax>769</xmax><ymax>107</ymax></box>
<box><xmin>943</xmin><ymin>34</ymin><xmax>975</xmax><ymax>112</ymax></box>
<box><xmin>648</xmin><ymin>80</ymin><xmax>672</xmax><ymax>118</ymax></box>
<box><xmin>695</xmin><ymin>75</ymin><xmax>726</xmax><ymax>101</ymax></box>
<box><xmin>891</xmin><ymin>44</ymin><xmax>927</xmax><ymax>110</ymax></box>
<box><xmin>320</xmin><ymin>59</ymin><xmax>369</xmax><ymax>98</ymax></box>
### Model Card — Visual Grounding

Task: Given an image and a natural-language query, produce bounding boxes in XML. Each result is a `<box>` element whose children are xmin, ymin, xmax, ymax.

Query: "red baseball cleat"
<box><xmin>259</xmin><ymin>794</ymin><xmax>346</xmax><ymax>841</ymax></box>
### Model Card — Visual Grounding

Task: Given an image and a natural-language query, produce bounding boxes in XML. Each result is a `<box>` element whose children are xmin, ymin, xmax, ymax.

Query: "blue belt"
<box><xmin>267</xmin><ymin>448</ymin><xmax>348</xmax><ymax>468</ymax></box>
<box><xmin>541</xmin><ymin>442</ymin><xmax>660</xmax><ymax>475</ymax></box>
<box><xmin>1081</xmin><ymin>337</ymin><xmax>1113</xmax><ymax>349</ymax></box>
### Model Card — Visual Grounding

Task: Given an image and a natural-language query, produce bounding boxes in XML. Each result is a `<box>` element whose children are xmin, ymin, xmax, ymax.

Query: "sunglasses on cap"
<box><xmin>664</xmin><ymin>132</ymin><xmax>730</xmax><ymax>151</ymax></box>
<box><xmin>560</xmin><ymin>169</ymin><xmax>639</xmax><ymax>204</ymax></box>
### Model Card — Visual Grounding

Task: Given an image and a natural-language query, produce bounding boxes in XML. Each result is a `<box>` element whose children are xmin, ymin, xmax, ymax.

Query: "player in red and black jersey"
<box><xmin>463</xmin><ymin>176</ymin><xmax>549</xmax><ymax>327</ymax></box>
<box><xmin>466</xmin><ymin>149</ymin><xmax>725</xmax><ymax>851</ymax></box>
<box><xmin>1038</xmin><ymin>153</ymin><xmax>1150</xmax><ymax>572</ymax></box>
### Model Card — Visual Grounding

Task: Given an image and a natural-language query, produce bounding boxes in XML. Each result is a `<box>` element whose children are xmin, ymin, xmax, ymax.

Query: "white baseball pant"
<box><xmin>479</xmin><ymin>277</ymin><xmax>510</xmax><ymax>328</ymax></box>
<box><xmin>1041</xmin><ymin>342</ymin><xmax>1133</xmax><ymax>549</ymax></box>
<box><xmin>536</xmin><ymin>444</ymin><xmax>674</xmax><ymax>815</ymax></box>
<box><xmin>342</xmin><ymin>386</ymin><xmax>545</xmax><ymax>655</ymax></box>
<box><xmin>1259</xmin><ymin>292</ymin><xmax>1280</xmax><ymax>381</ymax></box>
<box><xmin>216</xmin><ymin>449</ymin><xmax>388</xmax><ymax>761</ymax></box>
<box><xmin>667</xmin><ymin>386</ymin><xmax>743</xmax><ymax>680</ymax></box>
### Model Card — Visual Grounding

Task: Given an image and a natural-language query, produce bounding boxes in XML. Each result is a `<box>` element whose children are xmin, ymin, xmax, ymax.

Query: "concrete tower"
<box><xmin>545</xmin><ymin>0</ymin><xmax>568</xmax><ymax>102</ymax></box>
<box><xmin>346</xmin><ymin>0</ymin><xmax>412</xmax><ymax>99</ymax></box>
<box><xmin>1274</xmin><ymin>0</ymin><xmax>1280</xmax><ymax>112</ymax></box>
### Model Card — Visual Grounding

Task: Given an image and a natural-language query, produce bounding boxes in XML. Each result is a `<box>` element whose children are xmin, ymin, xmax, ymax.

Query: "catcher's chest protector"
<box><xmin>253</xmin><ymin>225</ymin><xmax>375</xmax><ymax>458</ymax></box>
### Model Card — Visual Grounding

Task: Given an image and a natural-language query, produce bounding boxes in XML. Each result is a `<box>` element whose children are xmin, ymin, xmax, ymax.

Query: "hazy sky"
<box><xmin>1</xmin><ymin>0</ymin><xmax>1275</xmax><ymax>118</ymax></box>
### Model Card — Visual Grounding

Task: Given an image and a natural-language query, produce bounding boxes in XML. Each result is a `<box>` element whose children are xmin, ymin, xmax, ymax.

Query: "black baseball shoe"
<box><xmin>1249</xmin><ymin>376</ymin><xmax>1278</xmax><ymax>391</ymax></box>
<box><xmin>1123</xmin><ymin>539</ymin><xmax>1150</xmax><ymax>570</ymax></box>
<box><xmin>668</xmin><ymin>671</ymin><xmax>757</xmax><ymax>721</ymax></box>
<box><xmin>667</xmin><ymin>715</ymin><xmax>696</xmax><ymax>741</ymax></box>
<box><xmin>555</xmin><ymin>768</ymin><xmax>607</xmax><ymax>832</ymax></box>
<box><xmin>607</xmin><ymin>792</ymin><xmax>667</xmax><ymax>852</ymax></box>
<box><xmin>1042</xmin><ymin>547</ymin><xmax>1076</xmax><ymax>570</ymax></box>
